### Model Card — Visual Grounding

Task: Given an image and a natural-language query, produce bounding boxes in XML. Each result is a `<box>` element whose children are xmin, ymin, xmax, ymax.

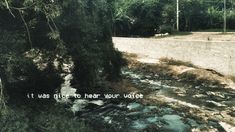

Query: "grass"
<box><xmin>158</xmin><ymin>58</ymin><xmax>222</xmax><ymax>86</ymax></box>
<box><xmin>123</xmin><ymin>53</ymin><xmax>138</xmax><ymax>59</ymax></box>
<box><xmin>197</xmin><ymin>28</ymin><xmax>235</xmax><ymax>32</ymax></box>
<box><xmin>215</xmin><ymin>32</ymin><xmax>235</xmax><ymax>35</ymax></box>
<box><xmin>125</xmin><ymin>56</ymin><xmax>230</xmax><ymax>88</ymax></box>
<box><xmin>227</xmin><ymin>75</ymin><xmax>235</xmax><ymax>83</ymax></box>
<box><xmin>171</xmin><ymin>31</ymin><xmax>192</xmax><ymax>36</ymax></box>
<box><xmin>179</xmin><ymin>72</ymin><xmax>221</xmax><ymax>86</ymax></box>
<box><xmin>159</xmin><ymin>57</ymin><xmax>197</xmax><ymax>68</ymax></box>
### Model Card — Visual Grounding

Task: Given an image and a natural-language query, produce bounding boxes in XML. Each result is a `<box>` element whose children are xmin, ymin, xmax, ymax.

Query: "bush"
<box><xmin>0</xmin><ymin>105</ymin><xmax>93</xmax><ymax>132</ymax></box>
<box><xmin>59</xmin><ymin>0</ymin><xmax>124</xmax><ymax>88</ymax></box>
<box><xmin>0</xmin><ymin>107</ymin><xmax>30</xmax><ymax>132</ymax></box>
<box><xmin>0</xmin><ymin>0</ymin><xmax>124</xmax><ymax>100</ymax></box>
<box><xmin>159</xmin><ymin>57</ymin><xmax>196</xmax><ymax>68</ymax></box>
<box><xmin>113</xmin><ymin>0</ymin><xmax>163</xmax><ymax>36</ymax></box>
<box><xmin>32</xmin><ymin>105</ymin><xmax>93</xmax><ymax>132</ymax></box>
<box><xmin>159</xmin><ymin>24</ymin><xmax>173</xmax><ymax>34</ymax></box>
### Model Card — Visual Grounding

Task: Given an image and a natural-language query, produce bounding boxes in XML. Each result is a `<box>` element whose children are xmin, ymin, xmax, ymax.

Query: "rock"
<box><xmin>90</xmin><ymin>100</ymin><xmax>104</xmax><ymax>106</ymax></box>
<box><xmin>219</xmin><ymin>122</ymin><xmax>235</xmax><ymax>132</ymax></box>
<box><xmin>71</xmin><ymin>99</ymin><xmax>89</xmax><ymax>113</ymax></box>
<box><xmin>127</xmin><ymin>102</ymin><xmax>143</xmax><ymax>111</ymax></box>
<box><xmin>146</xmin><ymin>117</ymin><xmax>159</xmax><ymax>123</ymax></box>
<box><xmin>206</xmin><ymin>100</ymin><xmax>226</xmax><ymax>107</ymax></box>
<box><xmin>161</xmin><ymin>115</ymin><xmax>191</xmax><ymax>132</ymax></box>
<box><xmin>187</xmin><ymin>119</ymin><xmax>199</xmax><ymax>127</ymax></box>
<box><xmin>104</xmin><ymin>116</ymin><xmax>112</xmax><ymax>124</ymax></box>
<box><xmin>144</xmin><ymin>124</ymin><xmax>159</xmax><ymax>131</ymax></box>
<box><xmin>228</xmin><ymin>111</ymin><xmax>235</xmax><ymax>117</ymax></box>
<box><xmin>131</xmin><ymin>120</ymin><xmax>148</xmax><ymax>130</ymax></box>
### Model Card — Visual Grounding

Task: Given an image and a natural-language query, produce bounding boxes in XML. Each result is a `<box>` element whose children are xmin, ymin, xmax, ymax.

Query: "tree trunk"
<box><xmin>0</xmin><ymin>68</ymin><xmax>8</xmax><ymax>104</ymax></box>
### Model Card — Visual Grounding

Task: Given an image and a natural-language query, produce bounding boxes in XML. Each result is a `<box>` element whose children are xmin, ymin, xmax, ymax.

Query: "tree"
<box><xmin>113</xmin><ymin>0</ymin><xmax>235</xmax><ymax>34</ymax></box>
<box><xmin>113</xmin><ymin>0</ymin><xmax>163</xmax><ymax>36</ymax></box>
<box><xmin>0</xmin><ymin>0</ymin><xmax>124</xmax><ymax>103</ymax></box>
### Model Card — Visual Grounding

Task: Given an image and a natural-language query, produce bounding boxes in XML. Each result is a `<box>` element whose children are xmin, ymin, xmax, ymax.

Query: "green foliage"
<box><xmin>0</xmin><ymin>0</ymin><xmax>124</xmax><ymax>130</ymax></box>
<box><xmin>0</xmin><ymin>0</ymin><xmax>124</xmax><ymax>101</ymax></box>
<box><xmin>0</xmin><ymin>107</ymin><xmax>30</xmax><ymax>132</ymax></box>
<box><xmin>31</xmin><ymin>105</ymin><xmax>93</xmax><ymax>132</ymax></box>
<box><xmin>0</xmin><ymin>105</ymin><xmax>93</xmax><ymax>132</ymax></box>
<box><xmin>113</xmin><ymin>0</ymin><xmax>235</xmax><ymax>35</ymax></box>
<box><xmin>227</xmin><ymin>9</ymin><xmax>235</xmax><ymax>29</ymax></box>
<box><xmin>58</xmin><ymin>0</ymin><xmax>124</xmax><ymax>88</ymax></box>
<box><xmin>113</xmin><ymin>0</ymin><xmax>163</xmax><ymax>36</ymax></box>
<box><xmin>179</xmin><ymin>0</ymin><xmax>235</xmax><ymax>30</ymax></box>
<box><xmin>159</xmin><ymin>24</ymin><xmax>173</xmax><ymax>34</ymax></box>
<box><xmin>0</xmin><ymin>0</ymin><xmax>64</xmax><ymax>103</ymax></box>
<box><xmin>161</xmin><ymin>1</ymin><xmax>175</xmax><ymax>26</ymax></box>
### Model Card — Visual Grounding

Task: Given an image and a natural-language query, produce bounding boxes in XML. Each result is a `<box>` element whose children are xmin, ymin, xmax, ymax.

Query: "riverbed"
<box><xmin>60</xmin><ymin>66</ymin><xmax>235</xmax><ymax>131</ymax></box>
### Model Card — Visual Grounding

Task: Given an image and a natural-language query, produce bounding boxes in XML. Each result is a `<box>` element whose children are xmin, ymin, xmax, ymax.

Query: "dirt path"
<box><xmin>113</xmin><ymin>32</ymin><xmax>235</xmax><ymax>76</ymax></box>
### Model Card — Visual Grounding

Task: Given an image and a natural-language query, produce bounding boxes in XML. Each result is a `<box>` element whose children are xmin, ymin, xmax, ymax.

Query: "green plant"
<box><xmin>113</xmin><ymin>0</ymin><xmax>163</xmax><ymax>36</ymax></box>
<box><xmin>0</xmin><ymin>105</ymin><xmax>93</xmax><ymax>132</ymax></box>
<box><xmin>159</xmin><ymin>24</ymin><xmax>173</xmax><ymax>34</ymax></box>
<box><xmin>159</xmin><ymin>57</ymin><xmax>196</xmax><ymax>68</ymax></box>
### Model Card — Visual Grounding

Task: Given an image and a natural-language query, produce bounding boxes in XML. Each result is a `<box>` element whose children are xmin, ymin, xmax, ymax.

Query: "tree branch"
<box><xmin>9</xmin><ymin>3</ymin><xmax>37</xmax><ymax>10</ymax></box>
<box><xmin>18</xmin><ymin>10</ymin><xmax>33</xmax><ymax>49</ymax></box>
<box><xmin>4</xmin><ymin>0</ymin><xmax>15</xmax><ymax>18</ymax></box>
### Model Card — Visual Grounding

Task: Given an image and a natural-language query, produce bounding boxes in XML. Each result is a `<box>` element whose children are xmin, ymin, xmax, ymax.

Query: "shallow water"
<box><xmin>58</xmin><ymin>68</ymin><xmax>234</xmax><ymax>131</ymax></box>
<box><xmin>161</xmin><ymin>115</ymin><xmax>190</xmax><ymax>132</ymax></box>
<box><xmin>58</xmin><ymin>61</ymin><xmax>234</xmax><ymax>131</ymax></box>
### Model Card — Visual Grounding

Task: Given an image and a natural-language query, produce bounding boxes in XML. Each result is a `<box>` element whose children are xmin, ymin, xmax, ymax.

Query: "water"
<box><xmin>58</xmin><ymin>64</ymin><xmax>234</xmax><ymax>131</ymax></box>
<box><xmin>76</xmin><ymin>101</ymin><xmax>194</xmax><ymax>131</ymax></box>
<box><xmin>161</xmin><ymin>115</ymin><xmax>190</xmax><ymax>132</ymax></box>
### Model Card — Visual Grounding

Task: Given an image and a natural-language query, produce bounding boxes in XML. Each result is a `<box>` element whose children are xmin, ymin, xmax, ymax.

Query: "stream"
<box><xmin>59</xmin><ymin>67</ymin><xmax>235</xmax><ymax>132</ymax></box>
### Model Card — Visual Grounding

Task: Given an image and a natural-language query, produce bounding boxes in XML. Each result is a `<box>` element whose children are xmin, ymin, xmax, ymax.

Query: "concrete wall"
<box><xmin>113</xmin><ymin>37</ymin><xmax>235</xmax><ymax>76</ymax></box>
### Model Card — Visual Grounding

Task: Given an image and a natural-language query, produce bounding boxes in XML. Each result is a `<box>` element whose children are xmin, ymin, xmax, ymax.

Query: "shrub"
<box><xmin>159</xmin><ymin>24</ymin><xmax>173</xmax><ymax>34</ymax></box>
<box><xmin>0</xmin><ymin>105</ymin><xmax>93</xmax><ymax>132</ymax></box>
<box><xmin>159</xmin><ymin>57</ymin><xmax>196</xmax><ymax>68</ymax></box>
<box><xmin>113</xmin><ymin>0</ymin><xmax>163</xmax><ymax>36</ymax></box>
